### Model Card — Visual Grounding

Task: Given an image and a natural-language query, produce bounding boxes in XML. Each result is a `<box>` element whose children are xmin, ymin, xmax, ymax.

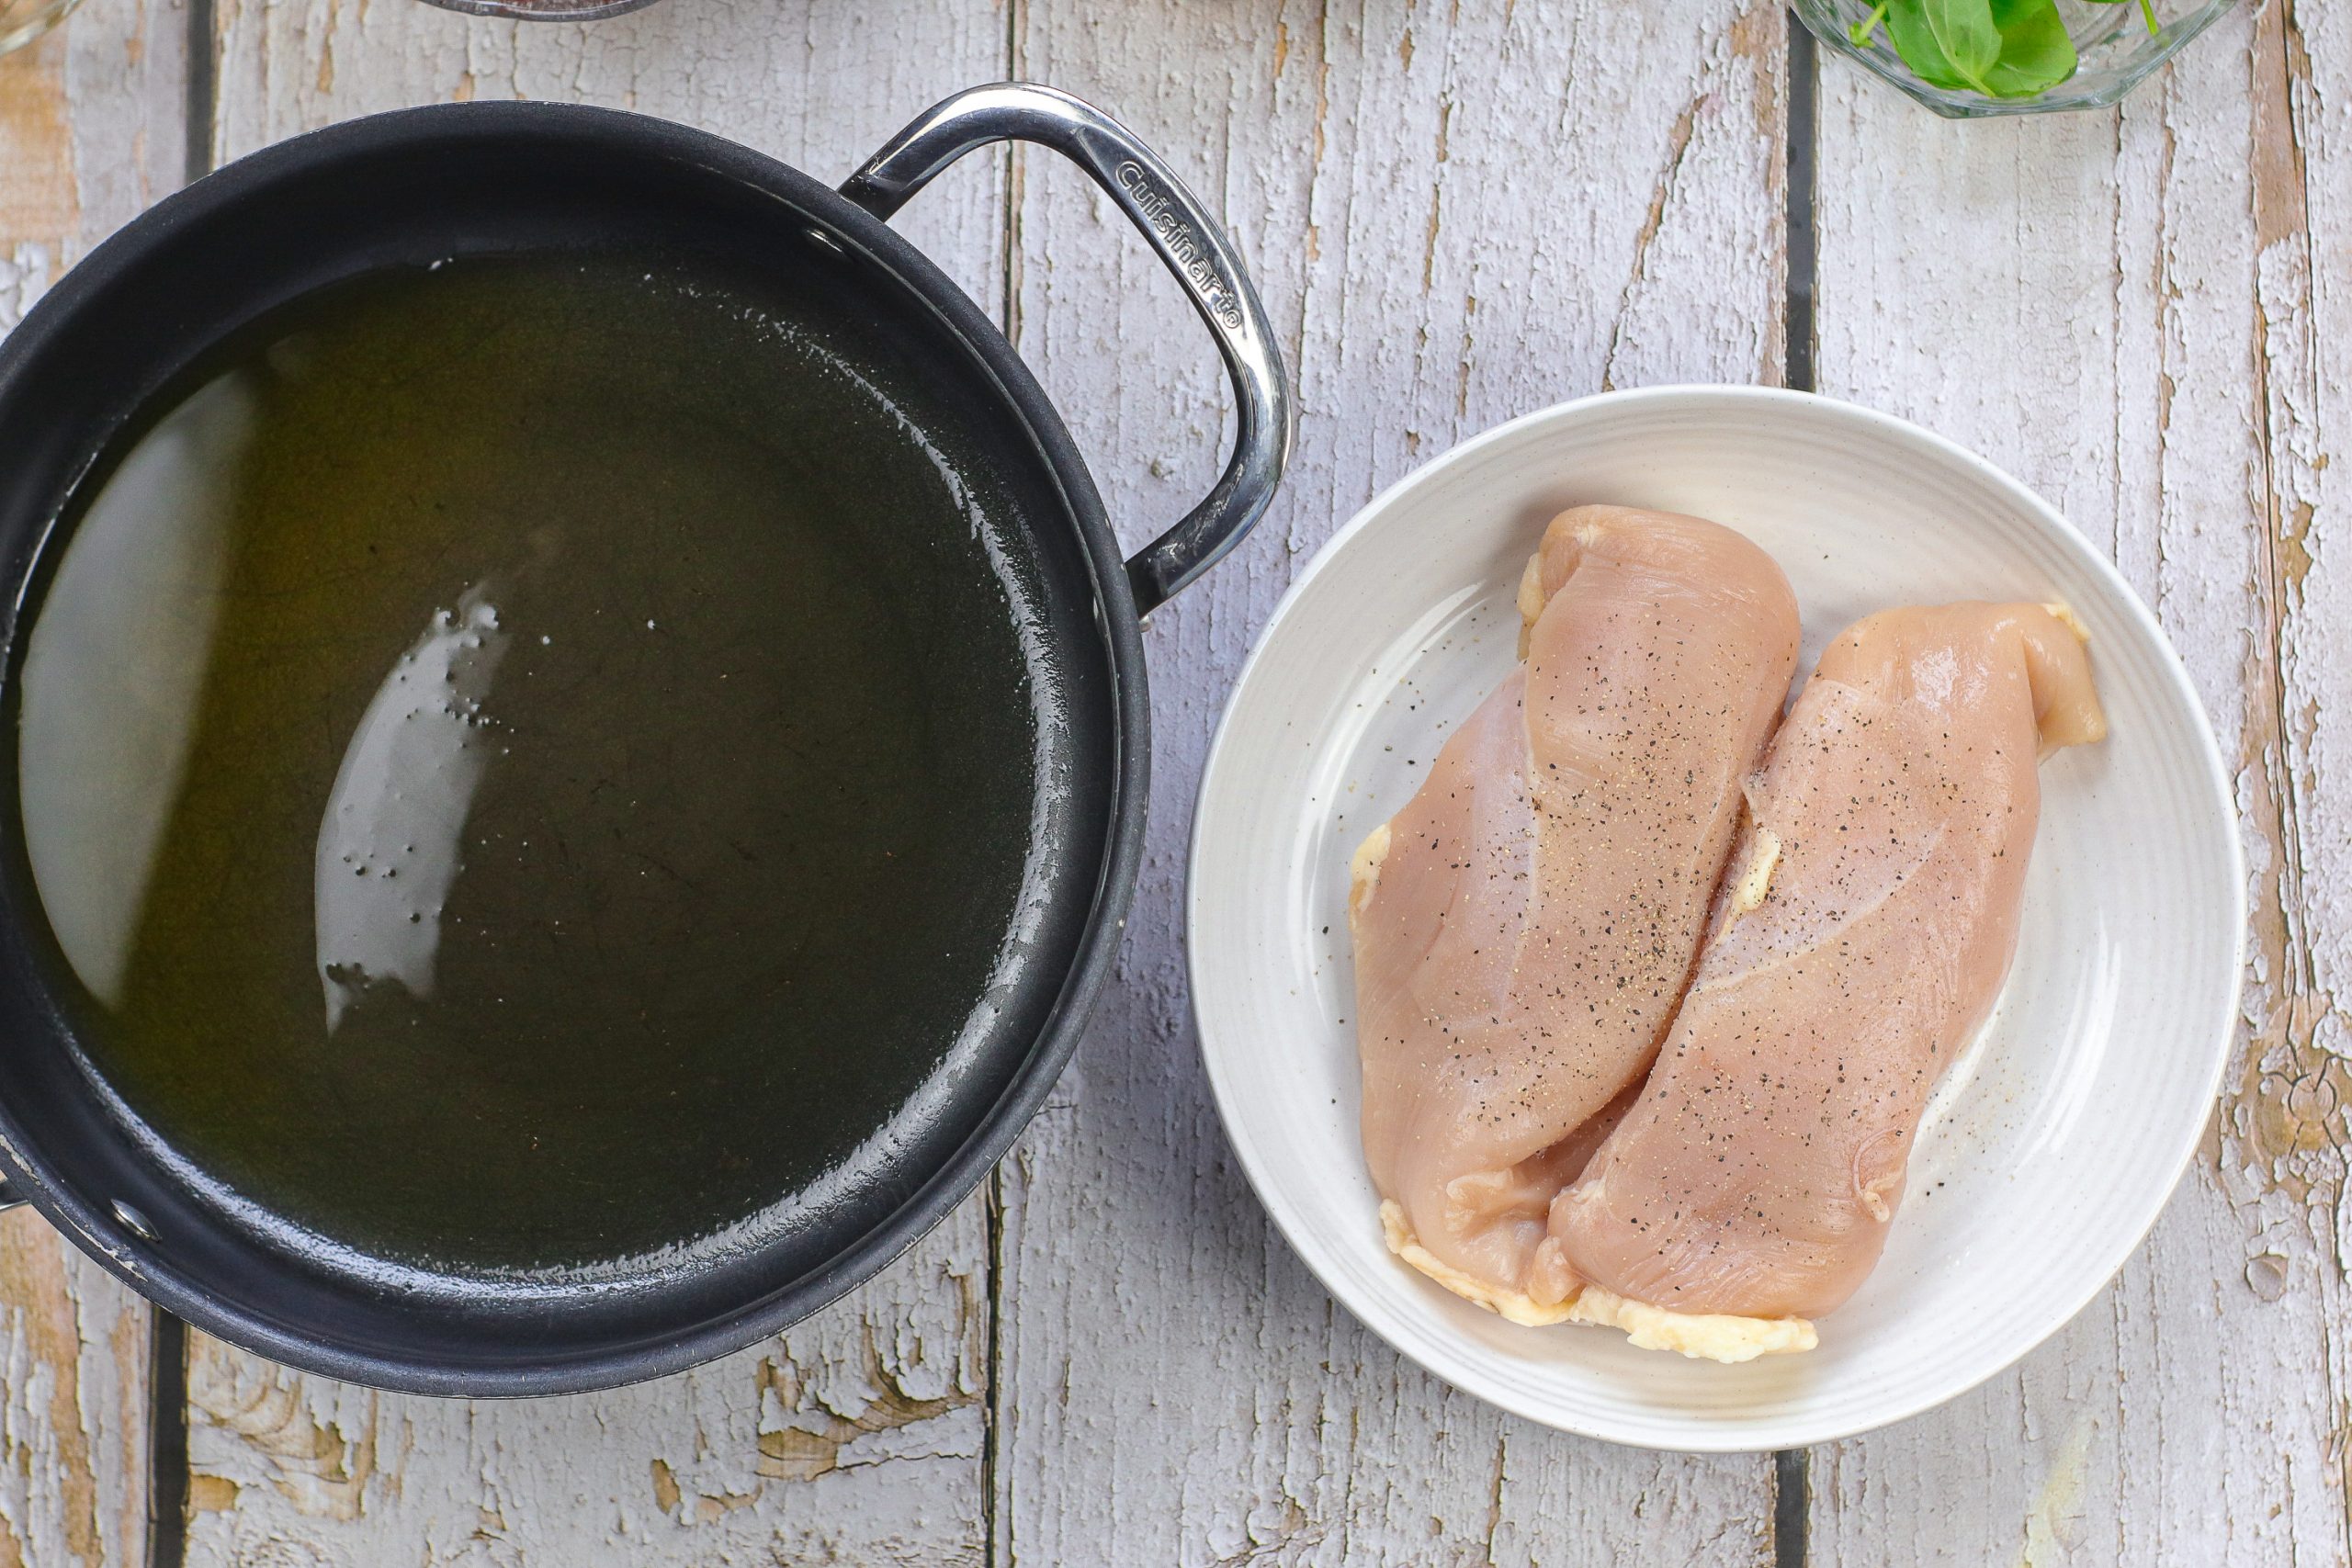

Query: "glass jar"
<box><xmin>1792</xmin><ymin>0</ymin><xmax>2237</xmax><ymax>117</ymax></box>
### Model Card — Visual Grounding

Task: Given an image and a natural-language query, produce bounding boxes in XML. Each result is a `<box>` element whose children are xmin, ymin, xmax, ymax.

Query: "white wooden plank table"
<box><xmin>0</xmin><ymin>1</ymin><xmax>2339</xmax><ymax>1561</ymax></box>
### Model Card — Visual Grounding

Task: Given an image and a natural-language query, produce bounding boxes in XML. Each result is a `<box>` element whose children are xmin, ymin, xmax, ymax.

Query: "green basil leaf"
<box><xmin>1883</xmin><ymin>0</ymin><xmax>1979</xmax><ymax>92</ymax></box>
<box><xmin>1982</xmin><ymin>0</ymin><xmax>2076</xmax><ymax>96</ymax></box>
<box><xmin>1885</xmin><ymin>0</ymin><xmax>2080</xmax><ymax>98</ymax></box>
<box><xmin>1920</xmin><ymin>0</ymin><xmax>2002</xmax><ymax>92</ymax></box>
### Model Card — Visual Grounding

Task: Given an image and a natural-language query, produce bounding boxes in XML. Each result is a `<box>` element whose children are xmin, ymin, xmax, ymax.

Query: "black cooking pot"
<box><xmin>0</xmin><ymin>85</ymin><xmax>1289</xmax><ymax>1393</ymax></box>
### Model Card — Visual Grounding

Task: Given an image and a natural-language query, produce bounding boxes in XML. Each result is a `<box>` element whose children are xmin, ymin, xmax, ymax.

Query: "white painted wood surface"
<box><xmin>2</xmin><ymin>0</ymin><xmax>2348</xmax><ymax>1561</ymax></box>
<box><xmin>0</xmin><ymin>0</ymin><xmax>182</xmax><ymax>1560</ymax></box>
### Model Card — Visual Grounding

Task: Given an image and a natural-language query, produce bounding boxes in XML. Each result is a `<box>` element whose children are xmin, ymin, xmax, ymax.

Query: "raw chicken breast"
<box><xmin>1351</xmin><ymin>505</ymin><xmax>1801</xmax><ymax>1322</ymax></box>
<box><xmin>1550</xmin><ymin>602</ymin><xmax>2106</xmax><ymax>1359</ymax></box>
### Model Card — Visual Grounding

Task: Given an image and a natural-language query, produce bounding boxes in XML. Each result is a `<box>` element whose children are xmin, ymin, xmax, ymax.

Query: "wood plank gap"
<box><xmin>146</xmin><ymin>1310</ymin><xmax>188</xmax><ymax>1568</ymax></box>
<box><xmin>1000</xmin><ymin>0</ymin><xmax>1026</xmax><ymax>387</ymax></box>
<box><xmin>1773</xmin><ymin>1446</ymin><xmax>1810</xmax><ymax>1568</ymax></box>
<box><xmin>1782</xmin><ymin>6</ymin><xmax>1816</xmax><ymax>394</ymax></box>
<box><xmin>982</xmin><ymin>1170</ymin><xmax>1006</xmax><ymax>1568</ymax></box>
<box><xmin>1774</xmin><ymin>12</ymin><xmax>1815</xmax><ymax>1554</ymax></box>
<box><xmin>986</xmin><ymin>11</ymin><xmax>1021</xmax><ymax>1565</ymax></box>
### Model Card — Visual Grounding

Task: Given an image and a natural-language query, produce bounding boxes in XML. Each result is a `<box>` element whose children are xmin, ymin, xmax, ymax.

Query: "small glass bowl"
<box><xmin>0</xmin><ymin>0</ymin><xmax>82</xmax><ymax>58</ymax></box>
<box><xmin>1792</xmin><ymin>0</ymin><xmax>2237</xmax><ymax>117</ymax></box>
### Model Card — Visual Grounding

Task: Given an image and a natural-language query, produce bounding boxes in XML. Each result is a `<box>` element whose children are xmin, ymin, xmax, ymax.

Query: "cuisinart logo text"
<box><xmin>1114</xmin><ymin>162</ymin><xmax>1247</xmax><ymax>332</ymax></box>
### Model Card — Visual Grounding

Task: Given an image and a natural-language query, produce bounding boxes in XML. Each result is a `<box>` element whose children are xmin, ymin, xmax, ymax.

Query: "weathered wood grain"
<box><xmin>187</xmin><ymin>2</ymin><xmax>1009</xmax><ymax>1562</ymax></box>
<box><xmin>210</xmin><ymin>0</ymin><xmax>1008</xmax><ymax>302</ymax></box>
<box><xmin>0</xmin><ymin>0</ymin><xmax>185</xmax><ymax>310</ymax></box>
<box><xmin>0</xmin><ymin>0</ymin><xmax>184</xmax><ymax>1561</ymax></box>
<box><xmin>1807</xmin><ymin>9</ymin><xmax>2352</xmax><ymax>1562</ymax></box>
<box><xmin>0</xmin><ymin>1218</ymin><xmax>152</xmax><ymax>1568</ymax></box>
<box><xmin>992</xmin><ymin>2</ymin><xmax>1788</xmax><ymax>1562</ymax></box>
<box><xmin>185</xmin><ymin>1219</ymin><xmax>991</xmax><ymax>1563</ymax></box>
<box><xmin>2242</xmin><ymin>0</ymin><xmax>2352</xmax><ymax>1562</ymax></box>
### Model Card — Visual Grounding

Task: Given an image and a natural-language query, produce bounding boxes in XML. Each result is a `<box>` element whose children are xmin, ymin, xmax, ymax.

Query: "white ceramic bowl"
<box><xmin>1189</xmin><ymin>386</ymin><xmax>2244</xmax><ymax>1451</ymax></box>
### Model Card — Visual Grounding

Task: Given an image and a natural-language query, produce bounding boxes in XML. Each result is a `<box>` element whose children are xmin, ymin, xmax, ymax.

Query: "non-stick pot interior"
<box><xmin>0</xmin><ymin>104</ymin><xmax>1121</xmax><ymax>1390</ymax></box>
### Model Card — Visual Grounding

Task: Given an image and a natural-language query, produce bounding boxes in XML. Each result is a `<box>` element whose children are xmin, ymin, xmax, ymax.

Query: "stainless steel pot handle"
<box><xmin>841</xmin><ymin>84</ymin><xmax>1295</xmax><ymax>615</ymax></box>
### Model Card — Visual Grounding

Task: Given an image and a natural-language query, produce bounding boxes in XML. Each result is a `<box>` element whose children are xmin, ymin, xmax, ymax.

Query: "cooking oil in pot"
<box><xmin>14</xmin><ymin>252</ymin><xmax>1046</xmax><ymax>1278</ymax></box>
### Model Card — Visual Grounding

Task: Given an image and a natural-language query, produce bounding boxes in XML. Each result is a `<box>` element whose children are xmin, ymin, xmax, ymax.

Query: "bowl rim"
<box><xmin>1185</xmin><ymin>382</ymin><xmax>2248</xmax><ymax>1450</ymax></box>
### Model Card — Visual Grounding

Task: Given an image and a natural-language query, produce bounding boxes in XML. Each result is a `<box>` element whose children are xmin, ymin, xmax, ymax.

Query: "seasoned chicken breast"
<box><xmin>1549</xmin><ymin>603</ymin><xmax>2106</xmax><ymax>1359</ymax></box>
<box><xmin>1351</xmin><ymin>505</ymin><xmax>1801</xmax><ymax>1321</ymax></box>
